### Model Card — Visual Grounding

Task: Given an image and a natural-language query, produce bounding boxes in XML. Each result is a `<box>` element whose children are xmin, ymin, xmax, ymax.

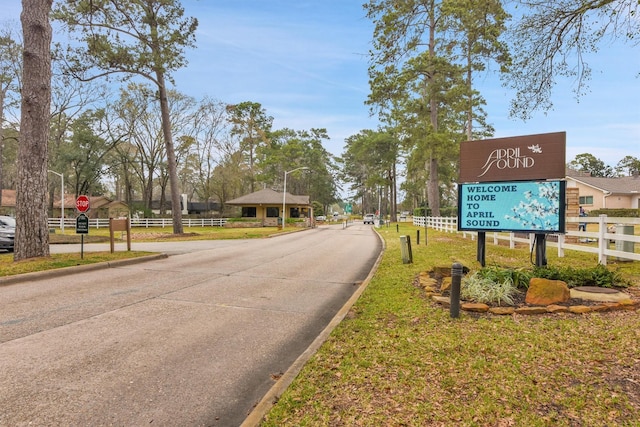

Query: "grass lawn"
<box><xmin>49</xmin><ymin>225</ymin><xmax>290</xmax><ymax>243</ymax></box>
<box><xmin>0</xmin><ymin>250</ymin><xmax>155</xmax><ymax>278</ymax></box>
<box><xmin>261</xmin><ymin>223</ymin><xmax>640</xmax><ymax>426</ymax></box>
<box><xmin>0</xmin><ymin>226</ymin><xmax>289</xmax><ymax>279</ymax></box>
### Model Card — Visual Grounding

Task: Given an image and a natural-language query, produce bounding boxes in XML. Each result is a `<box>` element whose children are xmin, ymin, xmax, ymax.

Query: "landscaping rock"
<box><xmin>591</xmin><ymin>304</ymin><xmax>614</xmax><ymax>312</ymax></box>
<box><xmin>601</xmin><ymin>302</ymin><xmax>624</xmax><ymax>311</ymax></box>
<box><xmin>440</xmin><ymin>277</ymin><xmax>452</xmax><ymax>292</ymax></box>
<box><xmin>432</xmin><ymin>296</ymin><xmax>450</xmax><ymax>306</ymax></box>
<box><xmin>546</xmin><ymin>305</ymin><xmax>569</xmax><ymax>314</ymax></box>
<box><xmin>432</xmin><ymin>266</ymin><xmax>452</xmax><ymax>278</ymax></box>
<box><xmin>418</xmin><ymin>271</ymin><xmax>432</xmax><ymax>282</ymax></box>
<box><xmin>570</xmin><ymin>286</ymin><xmax>631</xmax><ymax>302</ymax></box>
<box><xmin>525</xmin><ymin>278</ymin><xmax>570</xmax><ymax>306</ymax></box>
<box><xmin>620</xmin><ymin>299</ymin><xmax>639</xmax><ymax>310</ymax></box>
<box><xmin>515</xmin><ymin>306</ymin><xmax>549</xmax><ymax>315</ymax></box>
<box><xmin>489</xmin><ymin>307</ymin><xmax>515</xmax><ymax>315</ymax></box>
<box><xmin>419</xmin><ymin>273</ymin><xmax>437</xmax><ymax>292</ymax></box>
<box><xmin>461</xmin><ymin>302</ymin><xmax>489</xmax><ymax>313</ymax></box>
<box><xmin>568</xmin><ymin>305</ymin><xmax>592</xmax><ymax>314</ymax></box>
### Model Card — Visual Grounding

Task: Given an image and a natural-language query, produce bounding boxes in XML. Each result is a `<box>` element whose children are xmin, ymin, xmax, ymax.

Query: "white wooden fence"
<box><xmin>413</xmin><ymin>214</ymin><xmax>639</xmax><ymax>265</ymax></box>
<box><xmin>48</xmin><ymin>217</ymin><xmax>227</xmax><ymax>230</ymax></box>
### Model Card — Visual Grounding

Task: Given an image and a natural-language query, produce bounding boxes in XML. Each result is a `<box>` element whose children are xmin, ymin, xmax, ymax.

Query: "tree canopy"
<box><xmin>365</xmin><ymin>0</ymin><xmax>510</xmax><ymax>215</ymax></box>
<box><xmin>506</xmin><ymin>0</ymin><xmax>640</xmax><ymax>119</ymax></box>
<box><xmin>53</xmin><ymin>0</ymin><xmax>198</xmax><ymax>234</ymax></box>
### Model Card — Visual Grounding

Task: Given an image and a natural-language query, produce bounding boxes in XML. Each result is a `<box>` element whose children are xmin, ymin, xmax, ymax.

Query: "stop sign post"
<box><xmin>76</xmin><ymin>195</ymin><xmax>90</xmax><ymax>213</ymax></box>
<box><xmin>75</xmin><ymin>195</ymin><xmax>90</xmax><ymax>259</ymax></box>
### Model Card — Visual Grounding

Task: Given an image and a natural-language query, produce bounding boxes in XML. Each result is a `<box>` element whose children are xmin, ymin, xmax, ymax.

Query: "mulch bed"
<box><xmin>415</xmin><ymin>269</ymin><xmax>640</xmax><ymax>314</ymax></box>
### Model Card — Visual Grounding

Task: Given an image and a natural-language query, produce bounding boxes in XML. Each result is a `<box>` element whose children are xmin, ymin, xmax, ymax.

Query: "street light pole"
<box><xmin>282</xmin><ymin>166</ymin><xmax>309</xmax><ymax>229</ymax></box>
<box><xmin>48</xmin><ymin>170</ymin><xmax>64</xmax><ymax>232</ymax></box>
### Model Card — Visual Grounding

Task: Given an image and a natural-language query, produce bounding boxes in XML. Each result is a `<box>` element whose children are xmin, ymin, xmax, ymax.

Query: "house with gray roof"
<box><xmin>566</xmin><ymin>169</ymin><xmax>640</xmax><ymax>210</ymax></box>
<box><xmin>225</xmin><ymin>188</ymin><xmax>313</xmax><ymax>227</ymax></box>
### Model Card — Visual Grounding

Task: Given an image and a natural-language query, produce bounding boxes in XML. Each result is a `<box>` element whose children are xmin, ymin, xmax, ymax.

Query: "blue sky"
<box><xmin>5</xmin><ymin>1</ymin><xmax>639</xmax><ymax>168</ymax></box>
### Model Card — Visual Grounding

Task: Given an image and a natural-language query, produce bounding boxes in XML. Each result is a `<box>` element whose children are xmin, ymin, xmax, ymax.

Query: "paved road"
<box><xmin>0</xmin><ymin>224</ymin><xmax>382</xmax><ymax>426</ymax></box>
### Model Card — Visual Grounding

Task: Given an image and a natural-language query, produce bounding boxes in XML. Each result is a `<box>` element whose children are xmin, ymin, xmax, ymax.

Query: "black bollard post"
<box><xmin>396</xmin><ymin>224</ymin><xmax>399</xmax><ymax>232</ymax></box>
<box><xmin>450</xmin><ymin>262</ymin><xmax>463</xmax><ymax>318</ymax></box>
<box><xmin>534</xmin><ymin>233</ymin><xmax>547</xmax><ymax>267</ymax></box>
<box><xmin>477</xmin><ymin>231</ymin><xmax>486</xmax><ymax>267</ymax></box>
<box><xmin>417</xmin><ymin>229</ymin><xmax>420</xmax><ymax>245</ymax></box>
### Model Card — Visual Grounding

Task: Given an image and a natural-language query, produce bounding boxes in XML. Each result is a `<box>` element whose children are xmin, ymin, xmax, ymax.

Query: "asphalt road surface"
<box><xmin>0</xmin><ymin>224</ymin><xmax>382</xmax><ymax>426</ymax></box>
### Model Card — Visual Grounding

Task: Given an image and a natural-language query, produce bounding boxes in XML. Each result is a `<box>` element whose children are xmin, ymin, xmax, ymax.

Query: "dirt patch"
<box><xmin>130</xmin><ymin>232</ymin><xmax>199</xmax><ymax>240</ymax></box>
<box><xmin>49</xmin><ymin>234</ymin><xmax>109</xmax><ymax>244</ymax></box>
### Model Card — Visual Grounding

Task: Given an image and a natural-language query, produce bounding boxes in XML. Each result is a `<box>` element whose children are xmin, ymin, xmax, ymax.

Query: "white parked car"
<box><xmin>0</xmin><ymin>215</ymin><xmax>16</xmax><ymax>252</ymax></box>
<box><xmin>363</xmin><ymin>214</ymin><xmax>375</xmax><ymax>225</ymax></box>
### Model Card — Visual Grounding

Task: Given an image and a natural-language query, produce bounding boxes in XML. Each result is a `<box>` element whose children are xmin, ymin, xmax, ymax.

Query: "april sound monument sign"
<box><xmin>457</xmin><ymin>132</ymin><xmax>567</xmax><ymax>266</ymax></box>
<box><xmin>459</xmin><ymin>131</ymin><xmax>566</xmax><ymax>183</ymax></box>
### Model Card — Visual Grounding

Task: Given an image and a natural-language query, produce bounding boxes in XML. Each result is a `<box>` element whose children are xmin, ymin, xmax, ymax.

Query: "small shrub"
<box><xmin>461</xmin><ymin>271</ymin><xmax>521</xmax><ymax>306</ymax></box>
<box><xmin>286</xmin><ymin>218</ymin><xmax>305</xmax><ymax>224</ymax></box>
<box><xmin>588</xmin><ymin>208</ymin><xmax>640</xmax><ymax>218</ymax></box>
<box><xmin>473</xmin><ymin>264</ymin><xmax>631</xmax><ymax>290</ymax></box>
<box><xmin>226</xmin><ymin>217</ymin><xmax>260</xmax><ymax>223</ymax></box>
<box><xmin>477</xmin><ymin>265</ymin><xmax>533</xmax><ymax>289</ymax></box>
<box><xmin>531</xmin><ymin>264</ymin><xmax>630</xmax><ymax>288</ymax></box>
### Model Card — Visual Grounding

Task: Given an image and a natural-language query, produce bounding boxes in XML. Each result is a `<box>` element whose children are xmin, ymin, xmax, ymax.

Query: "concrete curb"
<box><xmin>0</xmin><ymin>253</ymin><xmax>168</xmax><ymax>287</ymax></box>
<box><xmin>240</xmin><ymin>228</ymin><xmax>387</xmax><ymax>427</ymax></box>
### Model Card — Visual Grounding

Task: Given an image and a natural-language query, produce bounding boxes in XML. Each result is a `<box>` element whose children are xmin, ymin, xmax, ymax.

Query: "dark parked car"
<box><xmin>0</xmin><ymin>215</ymin><xmax>16</xmax><ymax>252</ymax></box>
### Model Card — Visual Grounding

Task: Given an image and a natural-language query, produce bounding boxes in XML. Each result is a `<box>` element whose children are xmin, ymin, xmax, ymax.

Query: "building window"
<box><xmin>579</xmin><ymin>196</ymin><xmax>594</xmax><ymax>205</ymax></box>
<box><xmin>241</xmin><ymin>207</ymin><xmax>257</xmax><ymax>217</ymax></box>
<box><xmin>266</xmin><ymin>207</ymin><xmax>279</xmax><ymax>217</ymax></box>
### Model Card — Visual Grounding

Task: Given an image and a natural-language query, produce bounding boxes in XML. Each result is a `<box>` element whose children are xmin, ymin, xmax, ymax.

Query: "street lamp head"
<box><xmin>285</xmin><ymin>166</ymin><xmax>310</xmax><ymax>175</ymax></box>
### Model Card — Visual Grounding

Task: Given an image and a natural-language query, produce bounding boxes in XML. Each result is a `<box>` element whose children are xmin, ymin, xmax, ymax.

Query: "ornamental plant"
<box><xmin>461</xmin><ymin>271</ymin><xmax>521</xmax><ymax>306</ymax></box>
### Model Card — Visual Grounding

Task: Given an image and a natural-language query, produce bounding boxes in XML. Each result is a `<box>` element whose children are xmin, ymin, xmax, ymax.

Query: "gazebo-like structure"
<box><xmin>226</xmin><ymin>188</ymin><xmax>312</xmax><ymax>227</ymax></box>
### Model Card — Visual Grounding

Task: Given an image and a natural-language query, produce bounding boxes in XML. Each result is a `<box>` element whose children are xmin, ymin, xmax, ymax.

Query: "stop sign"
<box><xmin>76</xmin><ymin>195</ymin><xmax>90</xmax><ymax>213</ymax></box>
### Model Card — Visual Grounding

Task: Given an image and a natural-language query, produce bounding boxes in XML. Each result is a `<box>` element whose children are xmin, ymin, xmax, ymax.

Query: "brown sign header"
<box><xmin>459</xmin><ymin>132</ymin><xmax>566</xmax><ymax>183</ymax></box>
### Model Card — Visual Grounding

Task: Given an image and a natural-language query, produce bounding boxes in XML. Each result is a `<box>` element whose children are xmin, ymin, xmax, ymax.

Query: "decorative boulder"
<box><xmin>525</xmin><ymin>278</ymin><xmax>570</xmax><ymax>306</ymax></box>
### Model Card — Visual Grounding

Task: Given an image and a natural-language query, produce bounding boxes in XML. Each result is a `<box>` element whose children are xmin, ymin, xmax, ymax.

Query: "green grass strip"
<box><xmin>262</xmin><ymin>224</ymin><xmax>640</xmax><ymax>426</ymax></box>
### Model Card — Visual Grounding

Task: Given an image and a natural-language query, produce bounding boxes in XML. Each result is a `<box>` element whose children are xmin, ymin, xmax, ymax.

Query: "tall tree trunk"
<box><xmin>15</xmin><ymin>0</ymin><xmax>52</xmax><ymax>260</ymax></box>
<box><xmin>466</xmin><ymin>37</ymin><xmax>473</xmax><ymax>140</ymax></box>
<box><xmin>0</xmin><ymin>88</ymin><xmax>5</xmax><ymax>209</ymax></box>
<box><xmin>427</xmin><ymin>155</ymin><xmax>440</xmax><ymax>217</ymax></box>
<box><xmin>156</xmin><ymin>72</ymin><xmax>183</xmax><ymax>234</ymax></box>
<box><xmin>145</xmin><ymin>176</ymin><xmax>153</xmax><ymax>211</ymax></box>
<box><xmin>389</xmin><ymin>164</ymin><xmax>397</xmax><ymax>222</ymax></box>
<box><xmin>124</xmin><ymin>166</ymin><xmax>133</xmax><ymax>210</ymax></box>
<box><xmin>427</xmin><ymin>2</ymin><xmax>441</xmax><ymax>217</ymax></box>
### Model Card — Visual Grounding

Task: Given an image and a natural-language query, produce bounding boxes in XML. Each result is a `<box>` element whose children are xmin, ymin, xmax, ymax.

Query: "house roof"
<box><xmin>226</xmin><ymin>188</ymin><xmax>310</xmax><ymax>206</ymax></box>
<box><xmin>566</xmin><ymin>172</ymin><xmax>640</xmax><ymax>195</ymax></box>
